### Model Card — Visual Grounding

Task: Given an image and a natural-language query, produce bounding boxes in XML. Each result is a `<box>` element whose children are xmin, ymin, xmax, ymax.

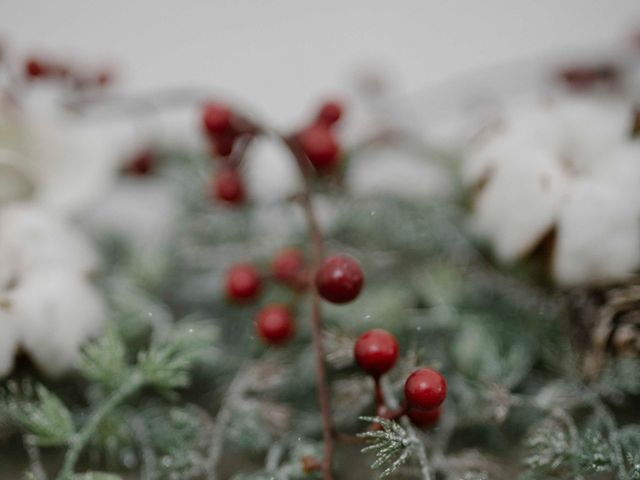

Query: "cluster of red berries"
<box><xmin>201</xmin><ymin>99</ymin><xmax>345</xmax><ymax>207</ymax></box>
<box><xmin>295</xmin><ymin>100</ymin><xmax>343</xmax><ymax>172</ymax></box>
<box><xmin>354</xmin><ymin>329</ymin><xmax>447</xmax><ymax>429</ymax></box>
<box><xmin>201</xmin><ymin>102</ymin><xmax>249</xmax><ymax>206</ymax></box>
<box><xmin>24</xmin><ymin>55</ymin><xmax>112</xmax><ymax>90</ymax></box>
<box><xmin>224</xmin><ymin>251</ymin><xmax>363</xmax><ymax>345</ymax></box>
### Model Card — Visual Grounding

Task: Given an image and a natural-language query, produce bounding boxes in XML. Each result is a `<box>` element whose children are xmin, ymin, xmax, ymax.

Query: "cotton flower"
<box><xmin>0</xmin><ymin>93</ymin><xmax>118</xmax><ymax>215</ymax></box>
<box><xmin>463</xmin><ymin>95</ymin><xmax>640</xmax><ymax>286</ymax></box>
<box><xmin>3</xmin><ymin>270</ymin><xmax>106</xmax><ymax>376</ymax></box>
<box><xmin>0</xmin><ymin>204</ymin><xmax>106</xmax><ymax>377</ymax></box>
<box><xmin>0</xmin><ymin>203</ymin><xmax>99</xmax><ymax>282</ymax></box>
<box><xmin>0</xmin><ymin>95</ymin><xmax>113</xmax><ymax>376</ymax></box>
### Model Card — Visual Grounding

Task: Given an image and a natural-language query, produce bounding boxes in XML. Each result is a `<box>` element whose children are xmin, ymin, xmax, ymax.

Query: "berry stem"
<box><xmin>374</xmin><ymin>377</ymin><xmax>385</xmax><ymax>412</ymax></box>
<box><xmin>239</xmin><ymin>123</ymin><xmax>333</xmax><ymax>477</ymax></box>
<box><xmin>280</xmin><ymin>134</ymin><xmax>334</xmax><ymax>480</ymax></box>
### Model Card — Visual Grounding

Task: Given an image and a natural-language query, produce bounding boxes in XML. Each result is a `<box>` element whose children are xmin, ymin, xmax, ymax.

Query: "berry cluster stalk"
<box><xmin>281</xmin><ymin>134</ymin><xmax>334</xmax><ymax>480</ymax></box>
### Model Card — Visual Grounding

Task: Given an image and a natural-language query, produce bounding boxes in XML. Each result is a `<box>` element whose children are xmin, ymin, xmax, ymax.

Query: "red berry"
<box><xmin>212</xmin><ymin>168</ymin><xmax>245</xmax><ymax>205</ymax></box>
<box><xmin>404</xmin><ymin>368</ymin><xmax>447</xmax><ymax>411</ymax></box>
<box><xmin>407</xmin><ymin>406</ymin><xmax>442</xmax><ymax>429</ymax></box>
<box><xmin>271</xmin><ymin>248</ymin><xmax>307</xmax><ymax>290</ymax></box>
<box><xmin>202</xmin><ymin>102</ymin><xmax>233</xmax><ymax>137</ymax></box>
<box><xmin>124</xmin><ymin>149</ymin><xmax>155</xmax><ymax>176</ymax></box>
<box><xmin>256</xmin><ymin>304</ymin><xmax>295</xmax><ymax>344</ymax></box>
<box><xmin>315</xmin><ymin>254</ymin><xmax>364</xmax><ymax>304</ymax></box>
<box><xmin>317</xmin><ymin>100</ymin><xmax>343</xmax><ymax>126</ymax></box>
<box><xmin>354</xmin><ymin>329</ymin><xmax>399</xmax><ymax>377</ymax></box>
<box><xmin>24</xmin><ymin>57</ymin><xmax>49</xmax><ymax>79</ymax></box>
<box><xmin>225</xmin><ymin>263</ymin><xmax>261</xmax><ymax>301</ymax></box>
<box><xmin>298</xmin><ymin>125</ymin><xmax>340</xmax><ymax>170</ymax></box>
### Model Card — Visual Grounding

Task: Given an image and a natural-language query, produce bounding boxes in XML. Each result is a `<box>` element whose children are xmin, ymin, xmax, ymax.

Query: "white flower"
<box><xmin>2</xmin><ymin>270</ymin><xmax>106</xmax><ymax>376</ymax></box>
<box><xmin>0</xmin><ymin>94</ymin><xmax>118</xmax><ymax>215</ymax></box>
<box><xmin>463</xmin><ymin>95</ymin><xmax>640</xmax><ymax>286</ymax></box>
<box><xmin>0</xmin><ymin>203</ymin><xmax>100</xmax><ymax>284</ymax></box>
<box><xmin>0</xmin><ymin>204</ymin><xmax>106</xmax><ymax>377</ymax></box>
<box><xmin>0</xmin><ymin>95</ymin><xmax>114</xmax><ymax>376</ymax></box>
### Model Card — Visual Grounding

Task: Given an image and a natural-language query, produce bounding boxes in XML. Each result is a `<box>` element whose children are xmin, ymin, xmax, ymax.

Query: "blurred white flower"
<box><xmin>0</xmin><ymin>203</ymin><xmax>99</xmax><ymax>284</ymax></box>
<box><xmin>0</xmin><ymin>93</ymin><xmax>118</xmax><ymax>216</ymax></box>
<box><xmin>463</xmin><ymin>95</ymin><xmax>640</xmax><ymax>286</ymax></box>
<box><xmin>0</xmin><ymin>95</ymin><xmax>114</xmax><ymax>376</ymax></box>
<box><xmin>2</xmin><ymin>270</ymin><xmax>106</xmax><ymax>376</ymax></box>
<box><xmin>0</xmin><ymin>204</ymin><xmax>107</xmax><ymax>377</ymax></box>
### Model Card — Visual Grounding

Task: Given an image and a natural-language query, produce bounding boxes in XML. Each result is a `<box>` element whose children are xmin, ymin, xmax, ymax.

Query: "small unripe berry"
<box><xmin>354</xmin><ymin>329</ymin><xmax>399</xmax><ymax>377</ymax></box>
<box><xmin>225</xmin><ymin>263</ymin><xmax>261</xmax><ymax>301</ymax></box>
<box><xmin>317</xmin><ymin>100</ymin><xmax>343</xmax><ymax>126</ymax></box>
<box><xmin>315</xmin><ymin>254</ymin><xmax>364</xmax><ymax>304</ymax></box>
<box><xmin>407</xmin><ymin>406</ymin><xmax>442</xmax><ymax>429</ymax></box>
<box><xmin>212</xmin><ymin>168</ymin><xmax>245</xmax><ymax>205</ymax></box>
<box><xmin>271</xmin><ymin>248</ymin><xmax>307</xmax><ymax>290</ymax></box>
<box><xmin>256</xmin><ymin>304</ymin><xmax>295</xmax><ymax>344</ymax></box>
<box><xmin>124</xmin><ymin>149</ymin><xmax>155</xmax><ymax>176</ymax></box>
<box><xmin>404</xmin><ymin>368</ymin><xmax>447</xmax><ymax>411</ymax></box>
<box><xmin>298</xmin><ymin>125</ymin><xmax>340</xmax><ymax>170</ymax></box>
<box><xmin>202</xmin><ymin>102</ymin><xmax>233</xmax><ymax>137</ymax></box>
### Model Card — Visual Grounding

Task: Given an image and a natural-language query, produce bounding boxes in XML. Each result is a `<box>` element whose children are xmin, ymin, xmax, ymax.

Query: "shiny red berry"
<box><xmin>225</xmin><ymin>263</ymin><xmax>261</xmax><ymax>301</ymax></box>
<box><xmin>271</xmin><ymin>248</ymin><xmax>307</xmax><ymax>289</ymax></box>
<box><xmin>202</xmin><ymin>102</ymin><xmax>233</xmax><ymax>137</ymax></box>
<box><xmin>298</xmin><ymin>125</ymin><xmax>340</xmax><ymax>170</ymax></box>
<box><xmin>407</xmin><ymin>406</ymin><xmax>442</xmax><ymax>429</ymax></box>
<box><xmin>404</xmin><ymin>368</ymin><xmax>447</xmax><ymax>411</ymax></box>
<box><xmin>256</xmin><ymin>304</ymin><xmax>295</xmax><ymax>344</ymax></box>
<box><xmin>354</xmin><ymin>329</ymin><xmax>399</xmax><ymax>377</ymax></box>
<box><xmin>212</xmin><ymin>168</ymin><xmax>245</xmax><ymax>205</ymax></box>
<box><xmin>124</xmin><ymin>149</ymin><xmax>155</xmax><ymax>176</ymax></box>
<box><xmin>317</xmin><ymin>100</ymin><xmax>343</xmax><ymax>126</ymax></box>
<box><xmin>315</xmin><ymin>254</ymin><xmax>363</xmax><ymax>304</ymax></box>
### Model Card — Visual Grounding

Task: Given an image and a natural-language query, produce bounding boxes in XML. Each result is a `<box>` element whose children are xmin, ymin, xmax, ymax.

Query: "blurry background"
<box><xmin>1</xmin><ymin>0</ymin><xmax>639</xmax><ymax>125</ymax></box>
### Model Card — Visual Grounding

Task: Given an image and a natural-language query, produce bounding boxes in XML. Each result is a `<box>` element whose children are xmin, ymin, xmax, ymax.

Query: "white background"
<box><xmin>1</xmin><ymin>0</ymin><xmax>640</xmax><ymax>126</ymax></box>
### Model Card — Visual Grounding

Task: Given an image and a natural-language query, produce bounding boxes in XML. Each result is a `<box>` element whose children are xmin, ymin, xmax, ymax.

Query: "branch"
<box><xmin>205</xmin><ymin>363</ymin><xmax>255</xmax><ymax>480</ymax></box>
<box><xmin>58</xmin><ymin>372</ymin><xmax>145</xmax><ymax>480</ymax></box>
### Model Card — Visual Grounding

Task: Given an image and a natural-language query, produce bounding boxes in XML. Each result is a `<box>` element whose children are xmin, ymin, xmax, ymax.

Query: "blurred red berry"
<box><xmin>317</xmin><ymin>100</ymin><xmax>343</xmax><ymax>126</ymax></box>
<box><xmin>24</xmin><ymin>57</ymin><xmax>49</xmax><ymax>79</ymax></box>
<box><xmin>559</xmin><ymin>64</ymin><xmax>619</xmax><ymax>90</ymax></box>
<box><xmin>212</xmin><ymin>168</ymin><xmax>246</xmax><ymax>205</ymax></box>
<box><xmin>256</xmin><ymin>304</ymin><xmax>295</xmax><ymax>344</ymax></box>
<box><xmin>203</xmin><ymin>102</ymin><xmax>233</xmax><ymax>137</ymax></box>
<box><xmin>354</xmin><ymin>329</ymin><xmax>399</xmax><ymax>377</ymax></box>
<box><xmin>124</xmin><ymin>149</ymin><xmax>155</xmax><ymax>176</ymax></box>
<box><xmin>298</xmin><ymin>125</ymin><xmax>340</xmax><ymax>170</ymax></box>
<box><xmin>271</xmin><ymin>248</ymin><xmax>307</xmax><ymax>289</ymax></box>
<box><xmin>315</xmin><ymin>254</ymin><xmax>364</xmax><ymax>304</ymax></box>
<box><xmin>404</xmin><ymin>368</ymin><xmax>447</xmax><ymax>411</ymax></box>
<box><xmin>96</xmin><ymin>70</ymin><xmax>111</xmax><ymax>87</ymax></box>
<box><xmin>407</xmin><ymin>406</ymin><xmax>442</xmax><ymax>428</ymax></box>
<box><xmin>225</xmin><ymin>263</ymin><xmax>261</xmax><ymax>301</ymax></box>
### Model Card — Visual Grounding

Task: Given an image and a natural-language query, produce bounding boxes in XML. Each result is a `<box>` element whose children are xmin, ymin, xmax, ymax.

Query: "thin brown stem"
<box><xmin>277</xmin><ymin>134</ymin><xmax>333</xmax><ymax>480</ymax></box>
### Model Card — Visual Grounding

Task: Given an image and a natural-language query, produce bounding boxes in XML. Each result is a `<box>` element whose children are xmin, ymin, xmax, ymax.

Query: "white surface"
<box><xmin>1</xmin><ymin>0</ymin><xmax>639</xmax><ymax>126</ymax></box>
